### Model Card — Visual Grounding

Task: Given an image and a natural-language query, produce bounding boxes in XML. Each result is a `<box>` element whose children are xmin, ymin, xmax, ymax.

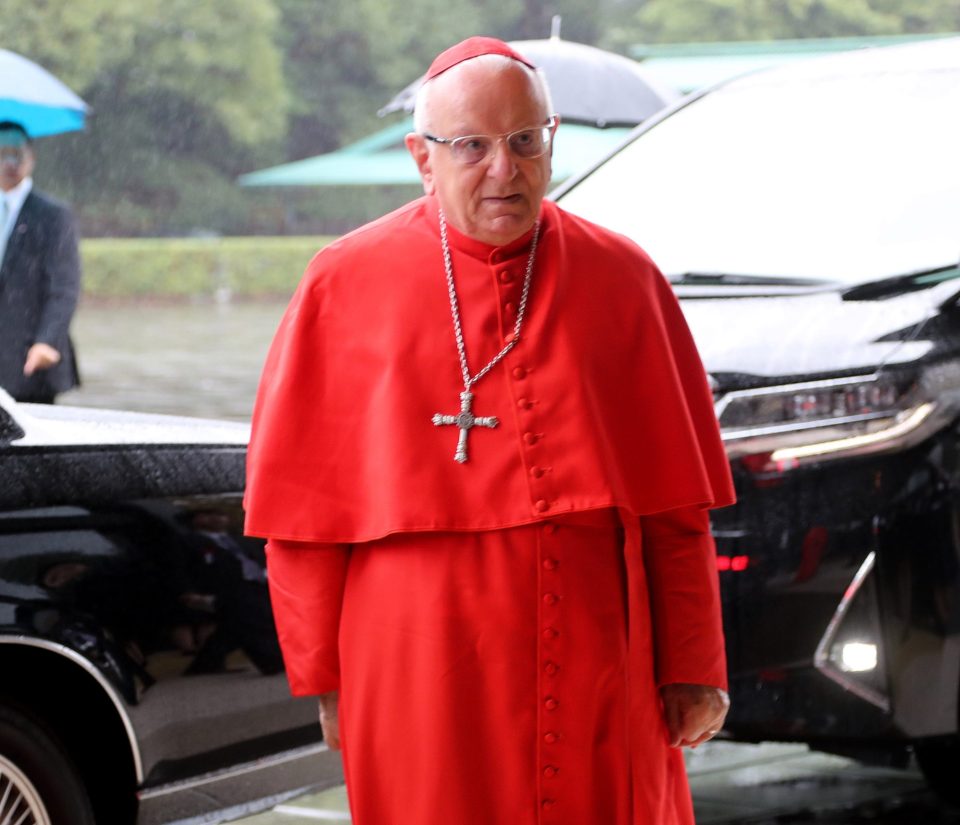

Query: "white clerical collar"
<box><xmin>3</xmin><ymin>176</ymin><xmax>33</xmax><ymax>222</ymax></box>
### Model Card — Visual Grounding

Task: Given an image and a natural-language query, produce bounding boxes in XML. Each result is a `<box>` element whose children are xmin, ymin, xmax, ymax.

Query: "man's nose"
<box><xmin>485</xmin><ymin>138</ymin><xmax>517</xmax><ymax>179</ymax></box>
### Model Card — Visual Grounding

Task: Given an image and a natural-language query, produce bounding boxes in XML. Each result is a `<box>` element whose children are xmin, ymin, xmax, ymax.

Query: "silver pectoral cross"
<box><xmin>432</xmin><ymin>391</ymin><xmax>498</xmax><ymax>464</ymax></box>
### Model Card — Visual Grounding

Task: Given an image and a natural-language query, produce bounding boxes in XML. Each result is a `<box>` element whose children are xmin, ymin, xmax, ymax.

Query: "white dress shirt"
<box><xmin>0</xmin><ymin>176</ymin><xmax>33</xmax><ymax>264</ymax></box>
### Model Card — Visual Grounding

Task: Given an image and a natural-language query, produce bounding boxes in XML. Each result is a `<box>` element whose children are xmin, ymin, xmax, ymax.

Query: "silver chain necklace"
<box><xmin>432</xmin><ymin>209</ymin><xmax>541</xmax><ymax>463</ymax></box>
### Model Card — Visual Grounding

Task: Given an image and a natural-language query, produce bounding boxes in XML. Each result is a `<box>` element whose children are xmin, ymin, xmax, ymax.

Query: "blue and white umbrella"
<box><xmin>0</xmin><ymin>49</ymin><xmax>88</xmax><ymax>138</ymax></box>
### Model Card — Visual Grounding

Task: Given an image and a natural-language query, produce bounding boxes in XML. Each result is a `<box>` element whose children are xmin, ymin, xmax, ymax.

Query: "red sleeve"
<box><xmin>641</xmin><ymin>506</ymin><xmax>727</xmax><ymax>691</ymax></box>
<box><xmin>266</xmin><ymin>539</ymin><xmax>350</xmax><ymax>696</ymax></box>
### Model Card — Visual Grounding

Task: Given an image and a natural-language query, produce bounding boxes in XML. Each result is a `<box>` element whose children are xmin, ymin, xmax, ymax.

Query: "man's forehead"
<box><xmin>429</xmin><ymin>59</ymin><xmax>548</xmax><ymax>126</ymax></box>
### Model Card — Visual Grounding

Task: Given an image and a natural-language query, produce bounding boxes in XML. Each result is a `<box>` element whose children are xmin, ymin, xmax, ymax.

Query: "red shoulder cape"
<box><xmin>244</xmin><ymin>197</ymin><xmax>734</xmax><ymax>542</ymax></box>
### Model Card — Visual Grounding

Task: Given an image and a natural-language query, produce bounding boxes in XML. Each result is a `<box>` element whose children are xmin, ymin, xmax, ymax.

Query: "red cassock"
<box><xmin>244</xmin><ymin>195</ymin><xmax>736</xmax><ymax>824</ymax></box>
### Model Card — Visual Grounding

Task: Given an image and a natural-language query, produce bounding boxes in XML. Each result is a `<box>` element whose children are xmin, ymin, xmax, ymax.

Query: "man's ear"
<box><xmin>405</xmin><ymin>133</ymin><xmax>435</xmax><ymax>195</ymax></box>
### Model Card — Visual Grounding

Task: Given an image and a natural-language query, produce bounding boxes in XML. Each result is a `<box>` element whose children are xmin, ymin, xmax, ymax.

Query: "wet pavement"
<box><xmin>64</xmin><ymin>299</ymin><xmax>286</xmax><ymax>421</ymax></box>
<box><xmin>63</xmin><ymin>302</ymin><xmax>960</xmax><ymax>824</ymax></box>
<box><xmin>226</xmin><ymin>742</ymin><xmax>960</xmax><ymax>824</ymax></box>
<box><xmin>687</xmin><ymin>742</ymin><xmax>955</xmax><ymax>824</ymax></box>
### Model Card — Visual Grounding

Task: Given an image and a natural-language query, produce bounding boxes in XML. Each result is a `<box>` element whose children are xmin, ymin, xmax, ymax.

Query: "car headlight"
<box><xmin>717</xmin><ymin>365</ymin><xmax>960</xmax><ymax>471</ymax></box>
<box><xmin>814</xmin><ymin>551</ymin><xmax>889</xmax><ymax>711</ymax></box>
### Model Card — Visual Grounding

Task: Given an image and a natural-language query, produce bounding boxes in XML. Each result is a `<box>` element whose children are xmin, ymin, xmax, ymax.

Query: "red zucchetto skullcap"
<box><xmin>425</xmin><ymin>36</ymin><xmax>537</xmax><ymax>80</ymax></box>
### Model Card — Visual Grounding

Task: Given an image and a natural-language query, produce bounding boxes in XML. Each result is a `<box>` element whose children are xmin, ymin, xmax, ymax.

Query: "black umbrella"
<box><xmin>379</xmin><ymin>34</ymin><xmax>679</xmax><ymax>128</ymax></box>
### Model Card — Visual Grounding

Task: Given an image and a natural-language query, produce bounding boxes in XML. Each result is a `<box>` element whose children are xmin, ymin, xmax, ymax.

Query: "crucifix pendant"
<box><xmin>432</xmin><ymin>390</ymin><xmax>498</xmax><ymax>464</ymax></box>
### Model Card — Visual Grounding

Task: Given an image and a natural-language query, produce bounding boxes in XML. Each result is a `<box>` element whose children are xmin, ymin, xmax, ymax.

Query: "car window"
<box><xmin>558</xmin><ymin>51</ymin><xmax>960</xmax><ymax>284</ymax></box>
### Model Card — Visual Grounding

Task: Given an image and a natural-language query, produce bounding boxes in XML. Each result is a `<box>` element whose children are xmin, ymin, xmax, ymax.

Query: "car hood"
<box><xmin>678</xmin><ymin>279</ymin><xmax>960</xmax><ymax>390</ymax></box>
<box><xmin>3</xmin><ymin>396</ymin><xmax>249</xmax><ymax>449</ymax></box>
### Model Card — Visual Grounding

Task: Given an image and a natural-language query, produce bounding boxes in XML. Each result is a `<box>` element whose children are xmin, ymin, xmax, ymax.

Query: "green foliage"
<box><xmin>2</xmin><ymin>0</ymin><xmax>286</xmax><ymax>145</ymax></box>
<box><xmin>870</xmin><ymin>0</ymin><xmax>960</xmax><ymax>32</ymax></box>
<box><xmin>0</xmin><ymin>1</ymin><xmax>138</xmax><ymax>90</ymax></box>
<box><xmin>81</xmin><ymin>236</ymin><xmax>335</xmax><ymax>298</ymax></box>
<box><xmin>630</xmin><ymin>0</ymin><xmax>896</xmax><ymax>42</ymax></box>
<box><xmin>115</xmin><ymin>0</ymin><xmax>288</xmax><ymax>147</ymax></box>
<box><xmin>274</xmin><ymin>0</ymin><xmax>381</xmax><ymax>157</ymax></box>
<box><xmin>3</xmin><ymin>0</ymin><xmax>288</xmax><ymax>235</ymax></box>
<box><xmin>611</xmin><ymin>0</ymin><xmax>959</xmax><ymax>44</ymax></box>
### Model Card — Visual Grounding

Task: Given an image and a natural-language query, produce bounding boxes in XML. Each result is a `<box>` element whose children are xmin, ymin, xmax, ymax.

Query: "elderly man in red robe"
<box><xmin>244</xmin><ymin>36</ymin><xmax>735</xmax><ymax>825</ymax></box>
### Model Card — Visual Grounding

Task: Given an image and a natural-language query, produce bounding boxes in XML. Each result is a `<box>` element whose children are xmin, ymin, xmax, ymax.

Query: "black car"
<box><xmin>0</xmin><ymin>390</ymin><xmax>341</xmax><ymax>824</ymax></box>
<box><xmin>554</xmin><ymin>37</ymin><xmax>960</xmax><ymax>798</ymax></box>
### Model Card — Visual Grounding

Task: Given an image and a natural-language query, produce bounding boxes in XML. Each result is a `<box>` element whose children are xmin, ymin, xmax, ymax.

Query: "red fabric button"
<box><xmin>504</xmin><ymin>332</ymin><xmax>516</xmax><ymax>344</ymax></box>
<box><xmin>524</xmin><ymin>432</ymin><xmax>540</xmax><ymax>445</ymax></box>
<box><xmin>530</xmin><ymin>465</ymin><xmax>545</xmax><ymax>477</ymax></box>
<box><xmin>544</xmin><ymin>661</ymin><xmax>559</xmax><ymax>675</ymax></box>
<box><xmin>541</xmin><ymin>799</ymin><xmax>556</xmax><ymax>809</ymax></box>
<box><xmin>543</xmin><ymin>731</ymin><xmax>558</xmax><ymax>744</ymax></box>
<box><xmin>505</xmin><ymin>301</ymin><xmax>517</xmax><ymax>314</ymax></box>
<box><xmin>542</xmin><ymin>522</ymin><xmax>556</xmax><ymax>534</ymax></box>
<box><xmin>542</xmin><ymin>557</ymin><xmax>558</xmax><ymax>570</ymax></box>
<box><xmin>544</xmin><ymin>697</ymin><xmax>558</xmax><ymax>711</ymax></box>
<box><xmin>517</xmin><ymin>397</ymin><xmax>534</xmax><ymax>410</ymax></box>
<box><xmin>543</xmin><ymin>766</ymin><xmax>558</xmax><ymax>778</ymax></box>
<box><xmin>542</xmin><ymin>627</ymin><xmax>558</xmax><ymax>640</ymax></box>
<box><xmin>499</xmin><ymin>270</ymin><xmax>514</xmax><ymax>283</ymax></box>
<box><xmin>512</xmin><ymin>366</ymin><xmax>527</xmax><ymax>380</ymax></box>
<box><xmin>534</xmin><ymin>499</ymin><xmax>550</xmax><ymax>512</ymax></box>
<box><xmin>543</xmin><ymin>593</ymin><xmax>558</xmax><ymax>605</ymax></box>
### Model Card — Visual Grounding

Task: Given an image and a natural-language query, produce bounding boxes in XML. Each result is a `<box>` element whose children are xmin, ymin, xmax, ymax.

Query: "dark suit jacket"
<box><xmin>0</xmin><ymin>189</ymin><xmax>81</xmax><ymax>401</ymax></box>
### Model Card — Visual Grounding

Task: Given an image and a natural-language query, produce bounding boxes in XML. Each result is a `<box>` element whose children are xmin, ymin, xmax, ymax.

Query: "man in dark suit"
<box><xmin>0</xmin><ymin>121</ymin><xmax>81</xmax><ymax>403</ymax></box>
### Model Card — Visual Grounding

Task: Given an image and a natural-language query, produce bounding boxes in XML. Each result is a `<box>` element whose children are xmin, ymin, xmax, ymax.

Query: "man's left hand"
<box><xmin>660</xmin><ymin>683</ymin><xmax>729</xmax><ymax>748</ymax></box>
<box><xmin>23</xmin><ymin>343</ymin><xmax>61</xmax><ymax>376</ymax></box>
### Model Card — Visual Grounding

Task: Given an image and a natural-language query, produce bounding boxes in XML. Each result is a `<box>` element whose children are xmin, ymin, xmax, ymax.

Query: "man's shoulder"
<box><xmin>25</xmin><ymin>189</ymin><xmax>70</xmax><ymax>211</ymax></box>
<box><xmin>22</xmin><ymin>189</ymin><xmax>75</xmax><ymax>222</ymax></box>
<box><xmin>546</xmin><ymin>200</ymin><xmax>663</xmax><ymax>298</ymax></box>
<box><xmin>297</xmin><ymin>198</ymin><xmax>431</xmax><ymax>292</ymax></box>
<box><xmin>324</xmin><ymin>198</ymin><xmax>429</xmax><ymax>259</ymax></box>
<box><xmin>546</xmin><ymin>200</ymin><xmax>656</xmax><ymax>269</ymax></box>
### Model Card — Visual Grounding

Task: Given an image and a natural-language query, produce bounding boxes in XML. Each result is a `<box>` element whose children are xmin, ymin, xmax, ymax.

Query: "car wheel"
<box><xmin>915</xmin><ymin>736</ymin><xmax>960</xmax><ymax>805</ymax></box>
<box><xmin>0</xmin><ymin>705</ymin><xmax>95</xmax><ymax>825</ymax></box>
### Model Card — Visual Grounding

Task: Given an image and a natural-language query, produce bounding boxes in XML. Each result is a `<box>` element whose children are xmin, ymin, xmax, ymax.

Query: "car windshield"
<box><xmin>557</xmin><ymin>43</ymin><xmax>960</xmax><ymax>285</ymax></box>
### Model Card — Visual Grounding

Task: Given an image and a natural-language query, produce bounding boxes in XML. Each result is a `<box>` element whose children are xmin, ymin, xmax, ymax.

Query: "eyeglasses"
<box><xmin>423</xmin><ymin>116</ymin><xmax>557</xmax><ymax>165</ymax></box>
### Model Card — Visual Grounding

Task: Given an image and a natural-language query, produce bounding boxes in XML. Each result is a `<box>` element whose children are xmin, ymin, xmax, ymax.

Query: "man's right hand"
<box><xmin>318</xmin><ymin>691</ymin><xmax>341</xmax><ymax>750</ymax></box>
<box><xmin>23</xmin><ymin>342</ymin><xmax>61</xmax><ymax>376</ymax></box>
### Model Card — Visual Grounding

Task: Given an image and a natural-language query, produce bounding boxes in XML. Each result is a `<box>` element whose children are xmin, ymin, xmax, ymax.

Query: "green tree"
<box><xmin>2</xmin><ymin>0</ymin><xmax>289</xmax><ymax>235</ymax></box>
<box><xmin>0</xmin><ymin>1</ymin><xmax>138</xmax><ymax>91</ymax></box>
<box><xmin>608</xmin><ymin>0</ymin><xmax>960</xmax><ymax>44</ymax></box>
<box><xmin>275</xmin><ymin>0</ymin><xmax>379</xmax><ymax>158</ymax></box>
<box><xmin>871</xmin><ymin>0</ymin><xmax>960</xmax><ymax>32</ymax></box>
<box><xmin>623</xmin><ymin>0</ymin><xmax>896</xmax><ymax>43</ymax></box>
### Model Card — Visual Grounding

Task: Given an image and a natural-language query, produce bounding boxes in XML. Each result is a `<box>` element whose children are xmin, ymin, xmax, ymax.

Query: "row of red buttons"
<box><xmin>497</xmin><ymin>252</ymin><xmax>562</xmax><ymax>800</ymax></box>
<box><xmin>540</xmin><ymin>522</ymin><xmax>562</xmax><ymax>820</ymax></box>
<box><xmin>511</xmin><ymin>362</ymin><xmax>554</xmax><ymax>516</ymax></box>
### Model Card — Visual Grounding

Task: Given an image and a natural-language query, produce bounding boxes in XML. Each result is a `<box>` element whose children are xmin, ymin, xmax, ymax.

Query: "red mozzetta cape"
<box><xmin>244</xmin><ymin>196</ymin><xmax>734</xmax><ymax>543</ymax></box>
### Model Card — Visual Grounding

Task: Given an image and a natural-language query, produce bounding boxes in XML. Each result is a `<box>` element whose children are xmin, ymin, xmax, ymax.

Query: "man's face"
<box><xmin>0</xmin><ymin>132</ymin><xmax>34</xmax><ymax>193</ymax></box>
<box><xmin>406</xmin><ymin>60</ymin><xmax>555</xmax><ymax>246</ymax></box>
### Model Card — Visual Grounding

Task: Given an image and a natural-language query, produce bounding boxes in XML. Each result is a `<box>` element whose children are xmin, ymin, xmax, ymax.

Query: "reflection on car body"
<box><xmin>555</xmin><ymin>36</ymin><xmax>960</xmax><ymax>802</ymax></box>
<box><xmin>0</xmin><ymin>390</ymin><xmax>340</xmax><ymax>825</ymax></box>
